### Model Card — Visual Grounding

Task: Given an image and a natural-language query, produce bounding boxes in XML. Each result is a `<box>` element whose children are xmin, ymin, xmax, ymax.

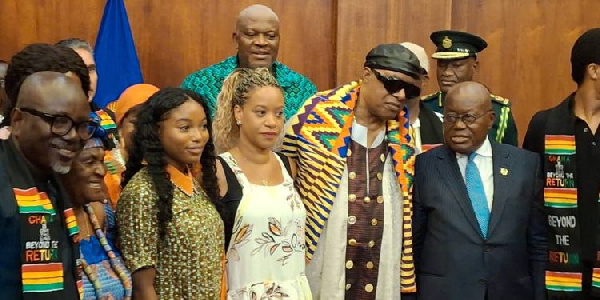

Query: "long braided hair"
<box><xmin>212</xmin><ymin>68</ymin><xmax>281</xmax><ymax>152</ymax></box>
<box><xmin>122</xmin><ymin>88</ymin><xmax>221</xmax><ymax>241</ymax></box>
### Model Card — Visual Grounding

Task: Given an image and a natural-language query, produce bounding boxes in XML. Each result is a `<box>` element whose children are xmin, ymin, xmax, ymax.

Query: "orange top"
<box><xmin>166</xmin><ymin>164</ymin><xmax>194</xmax><ymax>196</ymax></box>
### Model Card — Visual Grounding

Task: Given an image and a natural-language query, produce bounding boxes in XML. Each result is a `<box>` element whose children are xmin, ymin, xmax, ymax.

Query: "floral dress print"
<box><xmin>117</xmin><ymin>166</ymin><xmax>224</xmax><ymax>299</ymax></box>
<box><xmin>221</xmin><ymin>152</ymin><xmax>312</xmax><ymax>300</ymax></box>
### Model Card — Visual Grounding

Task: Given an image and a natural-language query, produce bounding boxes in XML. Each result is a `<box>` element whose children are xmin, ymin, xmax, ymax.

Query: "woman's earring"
<box><xmin>236</xmin><ymin>119</ymin><xmax>242</xmax><ymax>126</ymax></box>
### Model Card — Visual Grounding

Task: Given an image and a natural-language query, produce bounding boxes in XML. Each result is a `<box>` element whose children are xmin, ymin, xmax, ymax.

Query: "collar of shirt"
<box><xmin>166</xmin><ymin>164</ymin><xmax>194</xmax><ymax>196</ymax></box>
<box><xmin>455</xmin><ymin>136</ymin><xmax>492</xmax><ymax>160</ymax></box>
<box><xmin>411</xmin><ymin>117</ymin><xmax>421</xmax><ymax>129</ymax></box>
<box><xmin>352</xmin><ymin>119</ymin><xmax>386</xmax><ymax>148</ymax></box>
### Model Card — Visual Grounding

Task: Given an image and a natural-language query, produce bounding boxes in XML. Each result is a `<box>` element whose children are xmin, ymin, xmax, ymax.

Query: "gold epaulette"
<box><xmin>420</xmin><ymin>92</ymin><xmax>439</xmax><ymax>101</ymax></box>
<box><xmin>491</xmin><ymin>94</ymin><xmax>511</xmax><ymax>105</ymax></box>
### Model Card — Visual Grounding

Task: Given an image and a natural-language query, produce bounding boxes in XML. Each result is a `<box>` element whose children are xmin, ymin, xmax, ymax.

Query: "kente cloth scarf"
<box><xmin>542</xmin><ymin>95</ymin><xmax>600</xmax><ymax>298</ymax></box>
<box><xmin>0</xmin><ymin>139</ymin><xmax>82</xmax><ymax>299</ymax></box>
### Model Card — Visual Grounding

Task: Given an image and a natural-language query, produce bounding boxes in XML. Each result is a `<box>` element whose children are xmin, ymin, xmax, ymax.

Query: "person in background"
<box><xmin>399</xmin><ymin>42</ymin><xmax>443</xmax><ymax>153</ymax></box>
<box><xmin>181</xmin><ymin>4</ymin><xmax>316</xmax><ymax>121</ymax></box>
<box><xmin>59</xmin><ymin>111</ymin><xmax>132</xmax><ymax>300</ymax></box>
<box><xmin>0</xmin><ymin>43</ymin><xmax>95</xmax><ymax>299</ymax></box>
<box><xmin>523</xmin><ymin>28</ymin><xmax>600</xmax><ymax>299</ymax></box>
<box><xmin>117</xmin><ymin>88</ymin><xmax>224</xmax><ymax>299</ymax></box>
<box><xmin>282</xmin><ymin>44</ymin><xmax>422</xmax><ymax>299</ymax></box>
<box><xmin>57</xmin><ymin>38</ymin><xmax>125</xmax><ymax>206</ymax></box>
<box><xmin>104</xmin><ymin>83</ymin><xmax>159</xmax><ymax>206</ymax></box>
<box><xmin>421</xmin><ymin>30</ymin><xmax>518</xmax><ymax>146</ymax></box>
<box><xmin>213</xmin><ymin>68</ymin><xmax>311</xmax><ymax>299</ymax></box>
<box><xmin>56</xmin><ymin>38</ymin><xmax>98</xmax><ymax>103</ymax></box>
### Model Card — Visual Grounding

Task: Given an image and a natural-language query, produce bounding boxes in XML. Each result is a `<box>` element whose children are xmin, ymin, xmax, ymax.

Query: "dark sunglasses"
<box><xmin>371</xmin><ymin>68</ymin><xmax>421</xmax><ymax>99</ymax></box>
<box><xmin>18</xmin><ymin>107</ymin><xmax>97</xmax><ymax>140</ymax></box>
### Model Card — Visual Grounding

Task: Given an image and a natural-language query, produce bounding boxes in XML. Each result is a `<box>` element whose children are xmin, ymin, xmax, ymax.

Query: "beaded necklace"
<box><xmin>78</xmin><ymin>203</ymin><xmax>132</xmax><ymax>299</ymax></box>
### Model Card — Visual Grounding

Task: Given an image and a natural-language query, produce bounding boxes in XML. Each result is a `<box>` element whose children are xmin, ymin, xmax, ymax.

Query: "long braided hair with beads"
<box><xmin>212</xmin><ymin>67</ymin><xmax>281</xmax><ymax>152</ymax></box>
<box><xmin>122</xmin><ymin>88</ymin><xmax>222</xmax><ymax>241</ymax></box>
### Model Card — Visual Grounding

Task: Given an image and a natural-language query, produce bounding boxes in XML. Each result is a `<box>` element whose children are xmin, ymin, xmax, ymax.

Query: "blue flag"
<box><xmin>93</xmin><ymin>0</ymin><xmax>143</xmax><ymax>108</ymax></box>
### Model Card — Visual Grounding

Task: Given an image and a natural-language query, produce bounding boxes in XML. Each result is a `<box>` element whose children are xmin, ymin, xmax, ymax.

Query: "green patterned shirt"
<box><xmin>181</xmin><ymin>56</ymin><xmax>317</xmax><ymax>120</ymax></box>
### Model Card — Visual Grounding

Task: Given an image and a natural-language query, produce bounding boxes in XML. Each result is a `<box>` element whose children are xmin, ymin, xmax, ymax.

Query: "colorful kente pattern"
<box><xmin>546</xmin><ymin>271</ymin><xmax>583</xmax><ymax>292</ymax></box>
<box><xmin>21</xmin><ymin>263</ymin><xmax>64</xmax><ymax>293</ymax></box>
<box><xmin>63</xmin><ymin>208</ymin><xmax>79</xmax><ymax>238</ymax></box>
<box><xmin>545</xmin><ymin>135</ymin><xmax>576</xmax><ymax>155</ymax></box>
<box><xmin>14</xmin><ymin>188</ymin><xmax>56</xmax><ymax>215</ymax></box>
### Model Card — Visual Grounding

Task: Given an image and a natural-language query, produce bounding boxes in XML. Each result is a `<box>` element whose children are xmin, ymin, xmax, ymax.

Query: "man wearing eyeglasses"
<box><xmin>0</xmin><ymin>44</ymin><xmax>95</xmax><ymax>299</ymax></box>
<box><xmin>413</xmin><ymin>81</ymin><xmax>546</xmax><ymax>300</ymax></box>
<box><xmin>421</xmin><ymin>30</ymin><xmax>518</xmax><ymax>146</ymax></box>
<box><xmin>283</xmin><ymin>44</ymin><xmax>421</xmax><ymax>299</ymax></box>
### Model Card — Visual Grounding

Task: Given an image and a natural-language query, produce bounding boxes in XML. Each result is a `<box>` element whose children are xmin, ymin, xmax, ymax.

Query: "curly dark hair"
<box><xmin>121</xmin><ymin>87</ymin><xmax>222</xmax><ymax>241</ymax></box>
<box><xmin>2</xmin><ymin>43</ymin><xmax>91</xmax><ymax>126</ymax></box>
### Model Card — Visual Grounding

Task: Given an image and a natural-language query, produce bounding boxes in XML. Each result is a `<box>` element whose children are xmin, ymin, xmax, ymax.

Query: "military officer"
<box><xmin>421</xmin><ymin>30</ymin><xmax>518</xmax><ymax>145</ymax></box>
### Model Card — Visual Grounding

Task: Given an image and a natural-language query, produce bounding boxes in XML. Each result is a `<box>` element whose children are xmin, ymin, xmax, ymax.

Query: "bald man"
<box><xmin>181</xmin><ymin>4</ymin><xmax>316</xmax><ymax>120</ymax></box>
<box><xmin>0</xmin><ymin>72</ymin><xmax>93</xmax><ymax>299</ymax></box>
<box><xmin>413</xmin><ymin>81</ymin><xmax>546</xmax><ymax>300</ymax></box>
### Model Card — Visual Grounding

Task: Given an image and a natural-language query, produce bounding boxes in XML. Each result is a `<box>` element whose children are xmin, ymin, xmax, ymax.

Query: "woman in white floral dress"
<box><xmin>213</xmin><ymin>68</ymin><xmax>312</xmax><ymax>300</ymax></box>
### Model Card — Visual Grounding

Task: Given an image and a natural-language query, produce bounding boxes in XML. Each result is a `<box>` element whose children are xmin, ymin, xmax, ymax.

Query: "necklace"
<box><xmin>235</xmin><ymin>149</ymin><xmax>272</xmax><ymax>186</ymax></box>
<box><xmin>78</xmin><ymin>203</ymin><xmax>132</xmax><ymax>299</ymax></box>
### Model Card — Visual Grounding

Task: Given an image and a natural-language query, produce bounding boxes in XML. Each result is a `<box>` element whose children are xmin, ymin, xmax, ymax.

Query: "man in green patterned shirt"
<box><xmin>181</xmin><ymin>4</ymin><xmax>317</xmax><ymax>120</ymax></box>
<box><xmin>421</xmin><ymin>30</ymin><xmax>518</xmax><ymax>145</ymax></box>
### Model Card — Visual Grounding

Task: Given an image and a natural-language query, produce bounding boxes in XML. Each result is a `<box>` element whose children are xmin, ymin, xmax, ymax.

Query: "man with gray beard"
<box><xmin>0</xmin><ymin>44</ymin><xmax>95</xmax><ymax>300</ymax></box>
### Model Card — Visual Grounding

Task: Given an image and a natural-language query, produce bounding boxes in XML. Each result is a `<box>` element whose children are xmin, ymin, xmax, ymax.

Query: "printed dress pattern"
<box><xmin>221</xmin><ymin>152</ymin><xmax>312</xmax><ymax>300</ymax></box>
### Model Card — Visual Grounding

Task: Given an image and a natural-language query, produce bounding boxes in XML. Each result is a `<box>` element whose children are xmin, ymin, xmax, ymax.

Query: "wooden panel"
<box><xmin>0</xmin><ymin>0</ymin><xmax>335</xmax><ymax>91</ymax></box>
<box><xmin>451</xmin><ymin>0</ymin><xmax>600</xmax><ymax>144</ymax></box>
<box><xmin>125</xmin><ymin>0</ymin><xmax>335</xmax><ymax>90</ymax></box>
<box><xmin>1</xmin><ymin>0</ymin><xmax>599</xmax><ymax>141</ymax></box>
<box><xmin>335</xmin><ymin>0</ymin><xmax>453</xmax><ymax>88</ymax></box>
<box><xmin>0</xmin><ymin>0</ymin><xmax>104</xmax><ymax>60</ymax></box>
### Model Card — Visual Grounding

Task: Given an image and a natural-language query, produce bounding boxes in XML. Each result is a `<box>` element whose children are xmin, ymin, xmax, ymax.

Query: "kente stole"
<box><xmin>0</xmin><ymin>139</ymin><xmax>82</xmax><ymax>299</ymax></box>
<box><xmin>543</xmin><ymin>98</ymin><xmax>600</xmax><ymax>298</ymax></box>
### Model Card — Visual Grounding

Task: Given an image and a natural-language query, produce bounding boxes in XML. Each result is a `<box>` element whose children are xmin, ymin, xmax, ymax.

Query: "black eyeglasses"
<box><xmin>443</xmin><ymin>110</ymin><xmax>493</xmax><ymax>126</ymax></box>
<box><xmin>18</xmin><ymin>107</ymin><xmax>97</xmax><ymax>140</ymax></box>
<box><xmin>371</xmin><ymin>68</ymin><xmax>421</xmax><ymax>99</ymax></box>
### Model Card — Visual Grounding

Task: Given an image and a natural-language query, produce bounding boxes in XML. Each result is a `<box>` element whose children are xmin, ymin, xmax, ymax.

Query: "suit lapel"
<box><xmin>487</xmin><ymin>142</ymin><xmax>511</xmax><ymax>236</ymax></box>
<box><xmin>436</xmin><ymin>146</ymin><xmax>483</xmax><ymax>236</ymax></box>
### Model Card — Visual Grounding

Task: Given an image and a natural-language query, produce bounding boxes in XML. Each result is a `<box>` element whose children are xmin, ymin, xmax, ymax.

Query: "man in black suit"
<box><xmin>413</xmin><ymin>81</ymin><xmax>547</xmax><ymax>300</ymax></box>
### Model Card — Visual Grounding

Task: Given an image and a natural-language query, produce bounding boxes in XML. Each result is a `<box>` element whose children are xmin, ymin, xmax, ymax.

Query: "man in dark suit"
<box><xmin>413</xmin><ymin>81</ymin><xmax>547</xmax><ymax>300</ymax></box>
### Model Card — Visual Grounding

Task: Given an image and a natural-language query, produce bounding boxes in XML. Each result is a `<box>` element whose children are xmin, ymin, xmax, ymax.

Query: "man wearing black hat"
<box><xmin>523</xmin><ymin>28</ymin><xmax>600</xmax><ymax>299</ymax></box>
<box><xmin>282</xmin><ymin>44</ymin><xmax>421</xmax><ymax>299</ymax></box>
<box><xmin>422</xmin><ymin>30</ymin><xmax>518</xmax><ymax>146</ymax></box>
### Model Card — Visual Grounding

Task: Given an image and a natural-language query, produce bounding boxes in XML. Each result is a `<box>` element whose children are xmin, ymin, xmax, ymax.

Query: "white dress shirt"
<box><xmin>455</xmin><ymin>137</ymin><xmax>494</xmax><ymax>211</ymax></box>
<box><xmin>305</xmin><ymin>120</ymin><xmax>403</xmax><ymax>300</ymax></box>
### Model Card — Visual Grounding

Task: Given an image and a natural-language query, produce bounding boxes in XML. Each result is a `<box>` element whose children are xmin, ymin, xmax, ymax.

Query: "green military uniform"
<box><xmin>422</xmin><ymin>91</ymin><xmax>518</xmax><ymax>145</ymax></box>
<box><xmin>426</xmin><ymin>30</ymin><xmax>518</xmax><ymax>146</ymax></box>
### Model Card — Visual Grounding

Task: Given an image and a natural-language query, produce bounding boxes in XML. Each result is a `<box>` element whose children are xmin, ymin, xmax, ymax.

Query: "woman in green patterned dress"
<box><xmin>117</xmin><ymin>88</ymin><xmax>224</xmax><ymax>299</ymax></box>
